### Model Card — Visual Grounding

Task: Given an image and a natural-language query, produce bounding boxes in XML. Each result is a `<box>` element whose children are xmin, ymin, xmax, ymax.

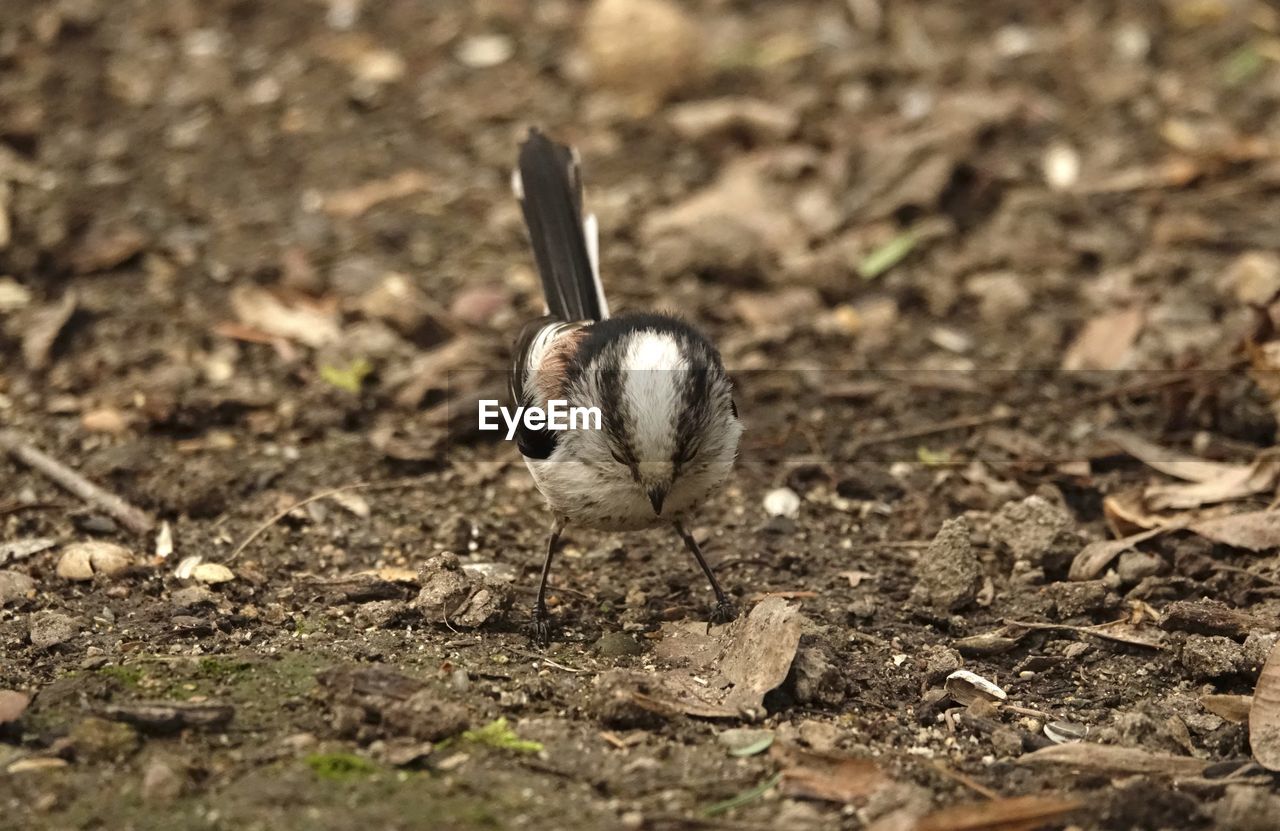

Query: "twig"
<box><xmin>506</xmin><ymin>647</ymin><xmax>588</xmax><ymax>673</ymax></box>
<box><xmin>1004</xmin><ymin>618</ymin><xmax>1165</xmax><ymax>650</ymax></box>
<box><xmin>225</xmin><ymin>474</ymin><xmax>434</xmax><ymax>562</ymax></box>
<box><xmin>0</xmin><ymin>429</ymin><xmax>156</xmax><ymax>534</ymax></box>
<box><xmin>928</xmin><ymin>758</ymin><xmax>1000</xmax><ymax>800</ymax></box>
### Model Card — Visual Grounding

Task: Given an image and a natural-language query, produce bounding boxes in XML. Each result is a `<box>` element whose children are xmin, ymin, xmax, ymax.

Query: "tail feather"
<box><xmin>515</xmin><ymin>128</ymin><xmax>608</xmax><ymax>321</ymax></box>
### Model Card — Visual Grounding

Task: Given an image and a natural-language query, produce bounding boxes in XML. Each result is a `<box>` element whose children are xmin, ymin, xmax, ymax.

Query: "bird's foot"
<box><xmin>527</xmin><ymin>605</ymin><xmax>554</xmax><ymax>646</ymax></box>
<box><xmin>710</xmin><ymin>598</ymin><xmax>738</xmax><ymax>625</ymax></box>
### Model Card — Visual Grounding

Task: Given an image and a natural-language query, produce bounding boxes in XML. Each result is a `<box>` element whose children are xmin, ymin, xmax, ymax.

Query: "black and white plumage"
<box><xmin>511</xmin><ymin>128</ymin><xmax>743</xmax><ymax>643</ymax></box>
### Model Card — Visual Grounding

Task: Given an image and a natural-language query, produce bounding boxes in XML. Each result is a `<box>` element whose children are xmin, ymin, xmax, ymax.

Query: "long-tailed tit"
<box><xmin>510</xmin><ymin>128</ymin><xmax>744</xmax><ymax>644</ymax></box>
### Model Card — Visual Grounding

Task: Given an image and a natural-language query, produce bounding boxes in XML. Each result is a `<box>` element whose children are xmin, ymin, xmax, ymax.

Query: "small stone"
<box><xmin>383</xmin><ymin>691</ymin><xmax>469</xmax><ymax>742</ymax></box>
<box><xmin>591</xmin><ymin>670</ymin><xmax>668</xmax><ymax>729</ymax></box>
<box><xmin>0</xmin><ymin>571</ymin><xmax>36</xmax><ymax>606</ymax></box>
<box><xmin>796</xmin><ymin>719</ymin><xmax>842</xmax><ymax>753</ymax></box>
<box><xmin>141</xmin><ymin>758</ymin><xmax>185</xmax><ymax>802</ymax></box>
<box><xmin>1243</xmin><ymin>632</ymin><xmax>1280</xmax><ymax>673</ymax></box>
<box><xmin>988</xmin><ymin>495</ymin><xmax>1077</xmax><ymax>567</ymax></box>
<box><xmin>964</xmin><ymin>271</ymin><xmax>1032</xmax><ymax>323</ymax></box>
<box><xmin>1181</xmin><ymin>634</ymin><xmax>1245</xmax><ymax>679</ymax></box>
<box><xmin>81</xmin><ymin>408</ymin><xmax>129</xmax><ymax>435</ymax></box>
<box><xmin>1044</xmin><ymin>580</ymin><xmax>1116</xmax><ymax>618</ymax></box>
<box><xmin>788</xmin><ymin>647</ymin><xmax>845</xmax><ymax>707</ymax></box>
<box><xmin>763</xmin><ymin>487</ymin><xmax>801</xmax><ymax>519</ymax></box>
<box><xmin>169</xmin><ymin>586</ymin><xmax>215</xmax><ymax>611</ymax></box>
<box><xmin>192</xmin><ymin>563</ymin><xmax>235</xmax><ymax>584</ymax></box>
<box><xmin>1042</xmin><ymin>142</ymin><xmax>1080</xmax><ymax>190</ymax></box>
<box><xmin>1115</xmin><ymin>550</ymin><xmax>1165</xmax><ymax>584</ymax></box>
<box><xmin>414</xmin><ymin>554</ymin><xmax>509</xmax><ymax>628</ymax></box>
<box><xmin>56</xmin><ymin>541</ymin><xmax>134</xmax><ymax>581</ymax></box>
<box><xmin>917</xmin><ymin>644</ymin><xmax>963</xmax><ymax>684</ymax></box>
<box><xmin>449</xmin><ymin>286</ymin><xmax>509</xmax><ymax>327</ymax></box>
<box><xmin>454</xmin><ymin>33</ymin><xmax>514</xmax><ymax>69</ymax></box>
<box><xmin>593</xmin><ymin>632</ymin><xmax>644</xmax><ymax>658</ymax></box>
<box><xmin>990</xmin><ymin>726</ymin><xmax>1023</xmax><ymax>757</ymax></box>
<box><xmin>912</xmin><ymin>518</ymin><xmax>981</xmax><ymax>611</ymax></box>
<box><xmin>355</xmin><ymin>600</ymin><xmax>410</xmax><ymax>628</ymax></box>
<box><xmin>0</xmin><ymin>690</ymin><xmax>31</xmax><ymax>727</ymax></box>
<box><xmin>29</xmin><ymin>611</ymin><xmax>80</xmax><ymax>649</ymax></box>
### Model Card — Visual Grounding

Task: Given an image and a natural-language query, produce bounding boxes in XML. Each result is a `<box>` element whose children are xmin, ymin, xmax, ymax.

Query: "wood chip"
<box><xmin>1160</xmin><ymin>599</ymin><xmax>1276</xmax><ymax>638</ymax></box>
<box><xmin>21</xmin><ymin>290</ymin><xmax>77</xmax><ymax>370</ymax></box>
<box><xmin>1018</xmin><ymin>743</ymin><xmax>1206</xmax><ymax>777</ymax></box>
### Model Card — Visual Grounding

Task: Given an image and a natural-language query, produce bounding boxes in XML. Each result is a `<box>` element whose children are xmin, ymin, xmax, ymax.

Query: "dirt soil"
<box><xmin>4</xmin><ymin>1</ymin><xmax>1280</xmax><ymax>829</ymax></box>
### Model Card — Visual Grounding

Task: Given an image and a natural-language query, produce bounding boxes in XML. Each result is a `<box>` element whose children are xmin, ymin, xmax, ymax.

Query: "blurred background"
<box><xmin>5</xmin><ymin>2</ymin><xmax>1280</xmax><ymax>827</ymax></box>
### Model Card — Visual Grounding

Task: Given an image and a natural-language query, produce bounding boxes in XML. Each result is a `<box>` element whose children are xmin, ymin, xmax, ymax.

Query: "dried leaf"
<box><xmin>22</xmin><ymin>290</ymin><xmax>77</xmax><ymax>370</ymax></box>
<box><xmin>229</xmin><ymin>285</ymin><xmax>340</xmax><ymax>348</ymax></box>
<box><xmin>913</xmin><ymin>795</ymin><xmax>1083</xmax><ymax>831</ymax></box>
<box><xmin>1201</xmin><ymin>694</ymin><xmax>1252</xmax><ymax>724</ymax></box>
<box><xmin>1251</xmin><ymin>642</ymin><xmax>1280</xmax><ymax>771</ymax></box>
<box><xmin>1189</xmin><ymin>510</ymin><xmax>1280</xmax><ymax>552</ymax></box>
<box><xmin>1146</xmin><ymin>452</ymin><xmax>1280</xmax><ymax>511</ymax></box>
<box><xmin>1018</xmin><ymin>743</ymin><xmax>1206</xmax><ymax>777</ymax></box>
<box><xmin>1104</xmin><ymin>430</ymin><xmax>1241</xmax><ymax>483</ymax></box>
<box><xmin>1062</xmin><ymin>307</ymin><xmax>1144</xmax><ymax>371</ymax></box>
<box><xmin>69</xmin><ymin>223</ymin><xmax>147</xmax><ymax>274</ymax></box>
<box><xmin>773</xmin><ymin>743</ymin><xmax>891</xmax><ymax>804</ymax></box>
<box><xmin>0</xmin><ymin>537</ymin><xmax>57</xmax><ymax>564</ymax></box>
<box><xmin>1069</xmin><ymin>526</ymin><xmax>1168</xmax><ymax>581</ymax></box>
<box><xmin>321</xmin><ymin>169</ymin><xmax>431</xmax><ymax>218</ymax></box>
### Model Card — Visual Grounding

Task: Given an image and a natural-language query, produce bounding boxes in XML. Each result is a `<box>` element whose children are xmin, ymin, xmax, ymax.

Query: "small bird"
<box><xmin>510</xmin><ymin>128</ymin><xmax>744</xmax><ymax>643</ymax></box>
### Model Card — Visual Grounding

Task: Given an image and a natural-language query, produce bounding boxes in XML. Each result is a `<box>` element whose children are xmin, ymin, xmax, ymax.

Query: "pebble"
<box><xmin>762</xmin><ymin>487</ymin><xmax>801</xmax><ymax>519</ymax></box>
<box><xmin>192</xmin><ymin>563</ymin><xmax>235</xmax><ymax>585</ymax></box>
<box><xmin>1181</xmin><ymin>634</ymin><xmax>1244</xmax><ymax>679</ymax></box>
<box><xmin>593</xmin><ymin>631</ymin><xmax>644</xmax><ymax>658</ymax></box>
<box><xmin>1044</xmin><ymin>580</ymin><xmax>1115</xmax><ymax>618</ymax></box>
<box><xmin>141</xmin><ymin>758</ymin><xmax>184</xmax><ymax>802</ymax></box>
<box><xmin>988</xmin><ymin>495</ymin><xmax>1076</xmax><ymax>566</ymax></box>
<box><xmin>56</xmin><ymin>541</ymin><xmax>134</xmax><ymax>581</ymax></box>
<box><xmin>29</xmin><ymin>611</ymin><xmax>80</xmax><ymax>649</ymax></box>
<box><xmin>912</xmin><ymin>518</ymin><xmax>980</xmax><ymax>611</ymax></box>
<box><xmin>454</xmin><ymin>34</ymin><xmax>514</xmax><ymax>69</ymax></box>
<box><xmin>0</xmin><ymin>571</ymin><xmax>36</xmax><ymax>606</ymax></box>
<box><xmin>1115</xmin><ymin>550</ymin><xmax>1165</xmax><ymax>584</ymax></box>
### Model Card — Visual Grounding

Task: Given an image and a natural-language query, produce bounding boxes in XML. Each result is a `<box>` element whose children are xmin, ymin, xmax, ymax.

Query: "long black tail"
<box><xmin>515</xmin><ymin>128</ymin><xmax>607</xmax><ymax>322</ymax></box>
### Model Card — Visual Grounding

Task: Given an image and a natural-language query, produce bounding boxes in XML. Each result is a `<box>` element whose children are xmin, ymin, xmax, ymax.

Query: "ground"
<box><xmin>3</xmin><ymin>1</ymin><xmax>1280</xmax><ymax>829</ymax></box>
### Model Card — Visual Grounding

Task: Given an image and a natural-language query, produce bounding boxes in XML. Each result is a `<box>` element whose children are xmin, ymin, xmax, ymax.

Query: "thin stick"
<box><xmin>225</xmin><ymin>474</ymin><xmax>434</xmax><ymax>562</ymax></box>
<box><xmin>928</xmin><ymin>759</ymin><xmax>1000</xmax><ymax>800</ymax></box>
<box><xmin>1004</xmin><ymin>618</ymin><xmax>1165</xmax><ymax>650</ymax></box>
<box><xmin>0</xmin><ymin>429</ymin><xmax>156</xmax><ymax>534</ymax></box>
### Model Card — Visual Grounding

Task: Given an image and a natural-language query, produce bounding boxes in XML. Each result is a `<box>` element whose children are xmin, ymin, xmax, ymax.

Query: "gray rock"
<box><xmin>1115</xmin><ymin>550</ymin><xmax>1165</xmax><ymax>584</ymax></box>
<box><xmin>917</xmin><ymin>644</ymin><xmax>964</xmax><ymax>684</ymax></box>
<box><xmin>593</xmin><ymin>632</ymin><xmax>644</xmax><ymax>659</ymax></box>
<box><xmin>1181</xmin><ymin>635</ymin><xmax>1244</xmax><ymax>679</ymax></box>
<box><xmin>169</xmin><ymin>586</ymin><xmax>215</xmax><ymax>611</ymax></box>
<box><xmin>988</xmin><ymin>494</ymin><xmax>1078</xmax><ymax>568</ymax></box>
<box><xmin>788</xmin><ymin>646</ymin><xmax>845</xmax><ymax>707</ymax></box>
<box><xmin>0</xmin><ymin>571</ymin><xmax>35</xmax><ymax>606</ymax></box>
<box><xmin>141</xmin><ymin>758</ymin><xmax>185</xmax><ymax>802</ymax></box>
<box><xmin>1044</xmin><ymin>580</ymin><xmax>1115</xmax><ymax>618</ymax></box>
<box><xmin>355</xmin><ymin>600</ymin><xmax>411</xmax><ymax>629</ymax></box>
<box><xmin>913</xmin><ymin>518</ymin><xmax>981</xmax><ymax>611</ymax></box>
<box><xmin>1243</xmin><ymin>632</ymin><xmax>1279</xmax><ymax>673</ymax></box>
<box><xmin>414</xmin><ymin>553</ymin><xmax>509</xmax><ymax>629</ymax></box>
<box><xmin>29</xmin><ymin>611</ymin><xmax>80</xmax><ymax>649</ymax></box>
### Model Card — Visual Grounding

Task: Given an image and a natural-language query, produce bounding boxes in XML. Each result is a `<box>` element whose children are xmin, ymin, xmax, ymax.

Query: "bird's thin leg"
<box><xmin>529</xmin><ymin>516</ymin><xmax>566</xmax><ymax>645</ymax></box>
<box><xmin>673</xmin><ymin>521</ymin><xmax>737</xmax><ymax>624</ymax></box>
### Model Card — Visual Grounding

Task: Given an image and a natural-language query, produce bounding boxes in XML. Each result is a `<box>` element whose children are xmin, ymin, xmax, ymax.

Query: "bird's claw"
<box><xmin>528</xmin><ymin>606</ymin><xmax>553</xmax><ymax>646</ymax></box>
<box><xmin>710</xmin><ymin>598</ymin><xmax>738</xmax><ymax>625</ymax></box>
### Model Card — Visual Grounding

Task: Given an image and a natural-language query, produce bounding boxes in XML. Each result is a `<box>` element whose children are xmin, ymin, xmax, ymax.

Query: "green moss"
<box><xmin>461</xmin><ymin>718</ymin><xmax>543</xmax><ymax>754</ymax></box>
<box><xmin>305</xmin><ymin>752</ymin><xmax>378</xmax><ymax>781</ymax></box>
<box><xmin>97</xmin><ymin>664</ymin><xmax>145</xmax><ymax>687</ymax></box>
<box><xmin>196</xmin><ymin>657</ymin><xmax>252</xmax><ymax>681</ymax></box>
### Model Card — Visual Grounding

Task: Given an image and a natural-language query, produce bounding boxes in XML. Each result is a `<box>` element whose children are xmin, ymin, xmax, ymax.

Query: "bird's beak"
<box><xmin>647</xmin><ymin>486</ymin><xmax>667</xmax><ymax>516</ymax></box>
